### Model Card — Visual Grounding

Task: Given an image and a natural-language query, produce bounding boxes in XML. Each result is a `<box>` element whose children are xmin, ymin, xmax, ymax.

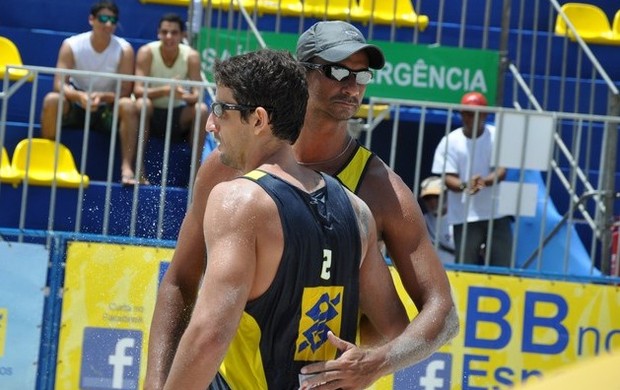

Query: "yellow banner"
<box><xmin>372</xmin><ymin>269</ymin><xmax>620</xmax><ymax>389</ymax></box>
<box><xmin>51</xmin><ymin>240</ymin><xmax>620</xmax><ymax>389</ymax></box>
<box><xmin>55</xmin><ymin>242</ymin><xmax>173</xmax><ymax>390</ymax></box>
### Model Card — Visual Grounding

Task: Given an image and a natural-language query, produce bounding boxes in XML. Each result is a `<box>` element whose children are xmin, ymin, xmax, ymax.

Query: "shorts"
<box><xmin>63</xmin><ymin>103</ymin><xmax>114</xmax><ymax>133</ymax></box>
<box><xmin>150</xmin><ymin>106</ymin><xmax>190</xmax><ymax>143</ymax></box>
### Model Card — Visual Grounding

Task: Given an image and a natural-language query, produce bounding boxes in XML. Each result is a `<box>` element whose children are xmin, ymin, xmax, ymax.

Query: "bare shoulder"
<box><xmin>136</xmin><ymin>43</ymin><xmax>152</xmax><ymax>58</ymax></box>
<box><xmin>121</xmin><ymin>39</ymin><xmax>135</xmax><ymax>55</ymax></box>
<box><xmin>57</xmin><ymin>40</ymin><xmax>75</xmax><ymax>68</ymax></box>
<box><xmin>206</xmin><ymin>174</ymin><xmax>275</xmax><ymax>229</ymax></box>
<box><xmin>188</xmin><ymin>46</ymin><xmax>200</xmax><ymax>58</ymax></box>
<box><xmin>190</xmin><ymin>150</ymin><xmax>240</xmax><ymax>220</ymax></box>
<box><xmin>357</xmin><ymin>156</ymin><xmax>417</xmax><ymax>222</ymax></box>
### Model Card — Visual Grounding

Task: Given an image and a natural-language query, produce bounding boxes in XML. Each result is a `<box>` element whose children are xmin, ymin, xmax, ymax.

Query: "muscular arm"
<box><xmin>353</xmin><ymin>193</ymin><xmax>409</xmax><ymax>342</ymax></box>
<box><xmin>144</xmin><ymin>151</ymin><xmax>239</xmax><ymax>390</ymax></box>
<box><xmin>374</xmin><ymin>167</ymin><xmax>459</xmax><ymax>359</ymax></box>
<box><xmin>54</xmin><ymin>41</ymin><xmax>81</xmax><ymax>102</ymax></box>
<box><xmin>133</xmin><ymin>44</ymin><xmax>155</xmax><ymax>98</ymax></box>
<box><xmin>116</xmin><ymin>43</ymin><xmax>135</xmax><ymax>98</ymax></box>
<box><xmin>182</xmin><ymin>48</ymin><xmax>202</xmax><ymax>105</ymax></box>
<box><xmin>164</xmin><ymin>180</ymin><xmax>258</xmax><ymax>389</ymax></box>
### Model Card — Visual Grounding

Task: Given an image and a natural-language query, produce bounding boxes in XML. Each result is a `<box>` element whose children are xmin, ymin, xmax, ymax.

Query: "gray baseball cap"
<box><xmin>296</xmin><ymin>21</ymin><xmax>385</xmax><ymax>69</ymax></box>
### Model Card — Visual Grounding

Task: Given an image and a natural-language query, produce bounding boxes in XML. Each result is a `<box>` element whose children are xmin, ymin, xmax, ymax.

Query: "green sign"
<box><xmin>199</xmin><ymin>28</ymin><xmax>499</xmax><ymax>104</ymax></box>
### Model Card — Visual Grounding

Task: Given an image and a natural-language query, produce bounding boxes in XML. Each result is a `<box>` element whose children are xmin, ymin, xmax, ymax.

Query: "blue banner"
<box><xmin>0</xmin><ymin>241</ymin><xmax>48</xmax><ymax>390</ymax></box>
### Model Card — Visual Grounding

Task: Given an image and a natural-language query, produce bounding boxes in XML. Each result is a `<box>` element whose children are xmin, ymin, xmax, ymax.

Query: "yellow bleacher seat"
<box><xmin>554</xmin><ymin>3</ymin><xmax>618</xmax><ymax>45</ymax></box>
<box><xmin>612</xmin><ymin>10</ymin><xmax>620</xmax><ymax>39</ymax></box>
<box><xmin>12</xmin><ymin>139</ymin><xmax>90</xmax><ymax>188</ymax></box>
<box><xmin>1</xmin><ymin>146</ymin><xmax>21</xmax><ymax>186</ymax></box>
<box><xmin>0</xmin><ymin>36</ymin><xmax>32</xmax><ymax>82</ymax></box>
<box><xmin>257</xmin><ymin>0</ymin><xmax>303</xmax><ymax>16</ymax></box>
<box><xmin>356</xmin><ymin>0</ymin><xmax>429</xmax><ymax>29</ymax></box>
<box><xmin>304</xmin><ymin>0</ymin><xmax>361</xmax><ymax>20</ymax></box>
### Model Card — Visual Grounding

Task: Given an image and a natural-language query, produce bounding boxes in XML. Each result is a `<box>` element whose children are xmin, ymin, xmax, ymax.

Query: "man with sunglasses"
<box><xmin>145</xmin><ymin>21</ymin><xmax>458</xmax><ymax>390</ymax></box>
<box><xmin>40</xmin><ymin>1</ymin><xmax>141</xmax><ymax>185</ymax></box>
<box><xmin>162</xmin><ymin>48</ymin><xmax>410</xmax><ymax>390</ymax></box>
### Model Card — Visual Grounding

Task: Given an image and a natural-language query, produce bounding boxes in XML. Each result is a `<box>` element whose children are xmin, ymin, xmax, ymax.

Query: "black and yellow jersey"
<box><xmin>334</xmin><ymin>140</ymin><xmax>375</xmax><ymax>194</ymax></box>
<box><xmin>210</xmin><ymin>170</ymin><xmax>361</xmax><ymax>390</ymax></box>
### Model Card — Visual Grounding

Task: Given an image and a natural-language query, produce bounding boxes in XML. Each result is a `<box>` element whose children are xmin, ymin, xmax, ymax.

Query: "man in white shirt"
<box><xmin>432</xmin><ymin>91</ymin><xmax>513</xmax><ymax>267</ymax></box>
<box><xmin>40</xmin><ymin>1</ymin><xmax>140</xmax><ymax>185</ymax></box>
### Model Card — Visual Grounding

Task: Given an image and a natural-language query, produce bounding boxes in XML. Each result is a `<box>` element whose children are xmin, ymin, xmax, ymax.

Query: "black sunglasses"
<box><xmin>97</xmin><ymin>14</ymin><xmax>118</xmax><ymax>25</ymax></box>
<box><xmin>211</xmin><ymin>102</ymin><xmax>259</xmax><ymax>118</ymax></box>
<box><xmin>301</xmin><ymin>62</ymin><xmax>373</xmax><ymax>85</ymax></box>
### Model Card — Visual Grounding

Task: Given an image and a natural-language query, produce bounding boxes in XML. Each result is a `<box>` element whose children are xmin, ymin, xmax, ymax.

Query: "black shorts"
<box><xmin>63</xmin><ymin>103</ymin><xmax>113</xmax><ymax>133</ymax></box>
<box><xmin>150</xmin><ymin>106</ymin><xmax>190</xmax><ymax>143</ymax></box>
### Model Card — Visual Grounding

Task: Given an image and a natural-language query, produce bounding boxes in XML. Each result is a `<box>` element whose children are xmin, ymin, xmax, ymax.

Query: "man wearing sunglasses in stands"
<box><xmin>146</xmin><ymin>21</ymin><xmax>459</xmax><ymax>390</ymax></box>
<box><xmin>41</xmin><ymin>1</ymin><xmax>141</xmax><ymax>185</ymax></box>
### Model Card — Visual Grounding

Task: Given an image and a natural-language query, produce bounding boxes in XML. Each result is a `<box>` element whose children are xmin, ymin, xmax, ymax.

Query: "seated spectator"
<box><xmin>420</xmin><ymin>176</ymin><xmax>455</xmax><ymax>264</ymax></box>
<box><xmin>40</xmin><ymin>1</ymin><xmax>141</xmax><ymax>185</ymax></box>
<box><xmin>133</xmin><ymin>13</ymin><xmax>208</xmax><ymax>181</ymax></box>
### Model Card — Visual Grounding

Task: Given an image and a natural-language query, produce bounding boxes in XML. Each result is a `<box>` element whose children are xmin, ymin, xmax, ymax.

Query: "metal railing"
<box><xmin>0</xmin><ymin>65</ymin><xmax>216</xmax><ymax>243</ymax></box>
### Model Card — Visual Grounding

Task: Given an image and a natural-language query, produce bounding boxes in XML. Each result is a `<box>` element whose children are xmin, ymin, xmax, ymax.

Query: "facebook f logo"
<box><xmin>81</xmin><ymin>327</ymin><xmax>142</xmax><ymax>389</ymax></box>
<box><xmin>393</xmin><ymin>352</ymin><xmax>452</xmax><ymax>390</ymax></box>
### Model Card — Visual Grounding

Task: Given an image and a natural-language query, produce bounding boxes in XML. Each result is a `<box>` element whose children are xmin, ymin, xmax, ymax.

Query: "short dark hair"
<box><xmin>90</xmin><ymin>1</ymin><xmax>119</xmax><ymax>17</ymax></box>
<box><xmin>213</xmin><ymin>49</ymin><xmax>308</xmax><ymax>144</ymax></box>
<box><xmin>159</xmin><ymin>13</ymin><xmax>185</xmax><ymax>32</ymax></box>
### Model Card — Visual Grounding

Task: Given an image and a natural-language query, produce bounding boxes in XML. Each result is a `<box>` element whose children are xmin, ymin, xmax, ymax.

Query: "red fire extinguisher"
<box><xmin>611</xmin><ymin>223</ymin><xmax>620</xmax><ymax>277</ymax></box>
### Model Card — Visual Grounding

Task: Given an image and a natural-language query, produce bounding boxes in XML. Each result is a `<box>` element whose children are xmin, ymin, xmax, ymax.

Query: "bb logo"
<box><xmin>295</xmin><ymin>286</ymin><xmax>344</xmax><ymax>361</ymax></box>
<box><xmin>393</xmin><ymin>352</ymin><xmax>452</xmax><ymax>390</ymax></box>
<box><xmin>0</xmin><ymin>308</ymin><xmax>6</xmax><ymax>357</ymax></box>
<box><xmin>80</xmin><ymin>327</ymin><xmax>142</xmax><ymax>390</ymax></box>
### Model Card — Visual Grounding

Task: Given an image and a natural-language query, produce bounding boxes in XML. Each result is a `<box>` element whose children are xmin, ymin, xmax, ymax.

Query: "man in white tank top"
<box><xmin>40</xmin><ymin>1</ymin><xmax>142</xmax><ymax>186</ymax></box>
<box><xmin>133</xmin><ymin>13</ymin><xmax>208</xmax><ymax>181</ymax></box>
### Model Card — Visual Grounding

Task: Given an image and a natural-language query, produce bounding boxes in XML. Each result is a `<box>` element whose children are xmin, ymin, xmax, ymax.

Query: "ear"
<box><xmin>253</xmin><ymin>106</ymin><xmax>271</xmax><ymax>134</ymax></box>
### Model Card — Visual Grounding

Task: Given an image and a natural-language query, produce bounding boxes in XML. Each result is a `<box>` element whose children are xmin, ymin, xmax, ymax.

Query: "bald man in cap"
<box><xmin>431</xmin><ymin>91</ymin><xmax>513</xmax><ymax>267</ymax></box>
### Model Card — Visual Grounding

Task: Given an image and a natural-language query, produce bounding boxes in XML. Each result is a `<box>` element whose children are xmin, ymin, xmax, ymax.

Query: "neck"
<box><xmin>161</xmin><ymin>45</ymin><xmax>179</xmax><ymax>65</ymax></box>
<box><xmin>246</xmin><ymin>147</ymin><xmax>322</xmax><ymax>193</ymax></box>
<box><xmin>294</xmin><ymin>114</ymin><xmax>351</xmax><ymax>161</ymax></box>
<box><xmin>464</xmin><ymin>125</ymin><xmax>485</xmax><ymax>139</ymax></box>
<box><xmin>90</xmin><ymin>31</ymin><xmax>111</xmax><ymax>52</ymax></box>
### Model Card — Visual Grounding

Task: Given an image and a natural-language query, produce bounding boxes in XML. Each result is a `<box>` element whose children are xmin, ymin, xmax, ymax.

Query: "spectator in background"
<box><xmin>133</xmin><ymin>13</ymin><xmax>207</xmax><ymax>182</ymax></box>
<box><xmin>40</xmin><ymin>1</ymin><xmax>141</xmax><ymax>185</ymax></box>
<box><xmin>420</xmin><ymin>176</ymin><xmax>455</xmax><ymax>264</ymax></box>
<box><xmin>431</xmin><ymin>91</ymin><xmax>513</xmax><ymax>267</ymax></box>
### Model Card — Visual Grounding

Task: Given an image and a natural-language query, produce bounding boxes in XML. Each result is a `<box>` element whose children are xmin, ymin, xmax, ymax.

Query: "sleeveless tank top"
<box><xmin>213</xmin><ymin>170</ymin><xmax>361</xmax><ymax>390</ymax></box>
<box><xmin>335</xmin><ymin>141</ymin><xmax>375</xmax><ymax>194</ymax></box>
<box><xmin>147</xmin><ymin>41</ymin><xmax>191</xmax><ymax>108</ymax></box>
<box><xmin>66</xmin><ymin>31</ymin><xmax>130</xmax><ymax>92</ymax></box>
